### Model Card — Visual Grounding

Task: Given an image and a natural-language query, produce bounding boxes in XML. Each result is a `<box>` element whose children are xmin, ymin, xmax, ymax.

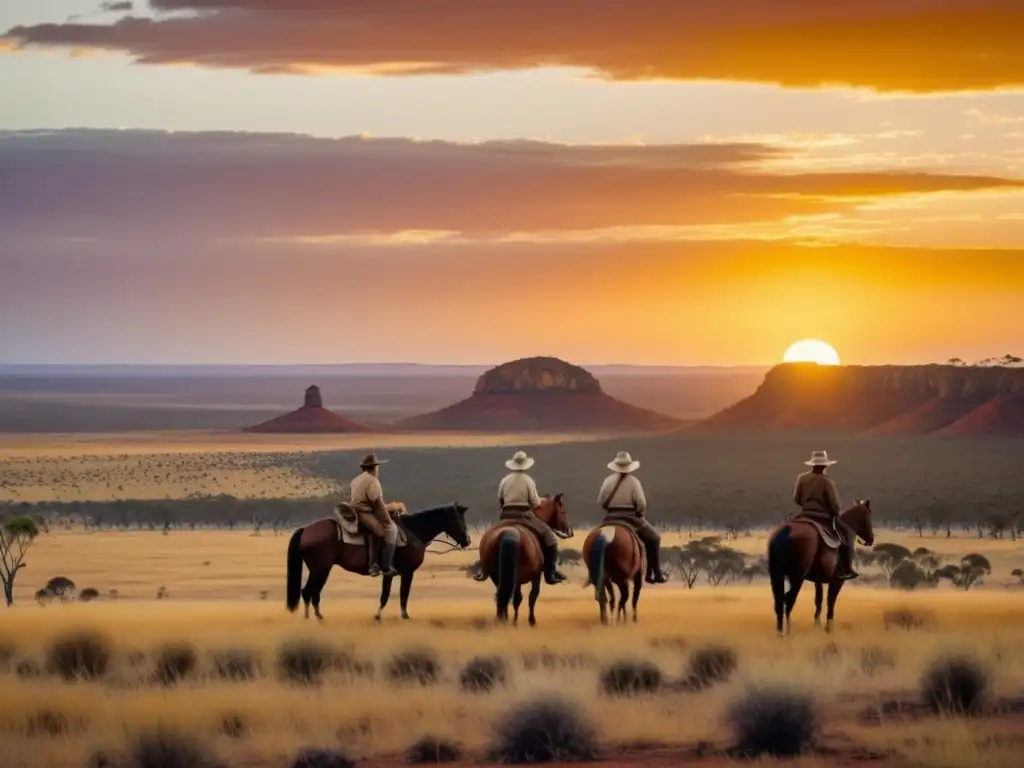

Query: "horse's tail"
<box><xmin>767</xmin><ymin>525</ymin><xmax>790</xmax><ymax>605</ymax></box>
<box><xmin>496</xmin><ymin>531</ymin><xmax>519</xmax><ymax>611</ymax></box>
<box><xmin>587</xmin><ymin>531</ymin><xmax>609</xmax><ymax>601</ymax></box>
<box><xmin>285</xmin><ymin>527</ymin><xmax>304</xmax><ymax>612</ymax></box>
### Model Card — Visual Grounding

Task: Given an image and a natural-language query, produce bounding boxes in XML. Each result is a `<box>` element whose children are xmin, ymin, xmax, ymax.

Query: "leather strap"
<box><xmin>601</xmin><ymin>473</ymin><xmax>629</xmax><ymax>512</ymax></box>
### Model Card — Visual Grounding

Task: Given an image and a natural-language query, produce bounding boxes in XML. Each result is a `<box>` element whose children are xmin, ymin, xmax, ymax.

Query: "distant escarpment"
<box><xmin>399</xmin><ymin>357</ymin><xmax>682</xmax><ymax>433</ymax></box>
<box><xmin>244</xmin><ymin>385</ymin><xmax>370</xmax><ymax>433</ymax></box>
<box><xmin>697</xmin><ymin>363</ymin><xmax>1024</xmax><ymax>437</ymax></box>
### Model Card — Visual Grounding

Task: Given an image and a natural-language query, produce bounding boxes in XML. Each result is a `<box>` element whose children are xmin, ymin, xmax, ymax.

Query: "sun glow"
<box><xmin>783</xmin><ymin>338</ymin><xmax>841</xmax><ymax>366</ymax></box>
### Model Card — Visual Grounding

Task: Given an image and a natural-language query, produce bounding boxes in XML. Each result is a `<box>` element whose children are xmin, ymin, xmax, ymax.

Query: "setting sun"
<box><xmin>783</xmin><ymin>339</ymin><xmax>841</xmax><ymax>366</ymax></box>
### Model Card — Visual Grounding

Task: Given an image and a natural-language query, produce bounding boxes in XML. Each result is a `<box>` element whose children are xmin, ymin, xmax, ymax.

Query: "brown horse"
<box><xmin>285</xmin><ymin>503</ymin><xmax>471</xmax><ymax>622</ymax></box>
<box><xmin>477</xmin><ymin>495</ymin><xmax>573</xmax><ymax>626</ymax></box>
<box><xmin>582</xmin><ymin>523</ymin><xmax>645</xmax><ymax>624</ymax></box>
<box><xmin>767</xmin><ymin>499</ymin><xmax>875</xmax><ymax>636</ymax></box>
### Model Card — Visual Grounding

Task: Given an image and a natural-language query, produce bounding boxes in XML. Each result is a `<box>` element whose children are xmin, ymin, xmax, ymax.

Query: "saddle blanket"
<box><xmin>792</xmin><ymin>514</ymin><xmax>842</xmax><ymax>549</ymax></box>
<box><xmin>599</xmin><ymin>522</ymin><xmax>644</xmax><ymax>552</ymax></box>
<box><xmin>333</xmin><ymin>506</ymin><xmax>408</xmax><ymax>547</ymax></box>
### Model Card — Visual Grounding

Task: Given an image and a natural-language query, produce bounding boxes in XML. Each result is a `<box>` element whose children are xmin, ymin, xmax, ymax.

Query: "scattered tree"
<box><xmin>1011</xmin><ymin>568</ymin><xmax>1024</xmax><ymax>585</ymax></box>
<box><xmin>935</xmin><ymin>554</ymin><xmax>992</xmax><ymax>591</ymax></box>
<box><xmin>1</xmin><ymin>516</ymin><xmax>41</xmax><ymax>606</ymax></box>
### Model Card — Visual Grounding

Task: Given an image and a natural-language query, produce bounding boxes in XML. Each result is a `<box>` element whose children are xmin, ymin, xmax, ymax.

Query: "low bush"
<box><xmin>487</xmin><ymin>696</ymin><xmax>599</xmax><ymax>764</ymax></box>
<box><xmin>153</xmin><ymin>644</ymin><xmax>198</xmax><ymax>686</ymax></box>
<box><xmin>921</xmin><ymin>655</ymin><xmax>990</xmax><ymax>715</ymax></box>
<box><xmin>687</xmin><ymin>645</ymin><xmax>738</xmax><ymax>689</ymax></box>
<box><xmin>726</xmin><ymin>685</ymin><xmax>818</xmax><ymax>757</ymax></box>
<box><xmin>290</xmin><ymin>747</ymin><xmax>358</xmax><ymax>768</ymax></box>
<box><xmin>598</xmin><ymin>659</ymin><xmax>663</xmax><ymax>697</ymax></box>
<box><xmin>406</xmin><ymin>735</ymin><xmax>463</xmax><ymax>764</ymax></box>
<box><xmin>459</xmin><ymin>656</ymin><xmax>506</xmax><ymax>693</ymax></box>
<box><xmin>46</xmin><ymin>631</ymin><xmax>112</xmax><ymax>681</ymax></box>
<box><xmin>387</xmin><ymin>647</ymin><xmax>441</xmax><ymax>686</ymax></box>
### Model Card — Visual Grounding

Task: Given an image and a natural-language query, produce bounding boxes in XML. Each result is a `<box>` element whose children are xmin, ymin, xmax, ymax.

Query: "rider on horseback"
<box><xmin>793</xmin><ymin>450</ymin><xmax>858</xmax><ymax>580</ymax></box>
<box><xmin>349</xmin><ymin>453</ymin><xmax>405</xmax><ymax>578</ymax></box>
<box><xmin>598</xmin><ymin>451</ymin><xmax>669</xmax><ymax>584</ymax></box>
<box><xmin>476</xmin><ymin>450</ymin><xmax>568</xmax><ymax>585</ymax></box>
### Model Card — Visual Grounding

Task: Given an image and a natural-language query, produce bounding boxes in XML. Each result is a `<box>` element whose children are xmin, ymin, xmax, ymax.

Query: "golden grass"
<box><xmin>2</xmin><ymin>580</ymin><xmax>1024</xmax><ymax>766</ymax></box>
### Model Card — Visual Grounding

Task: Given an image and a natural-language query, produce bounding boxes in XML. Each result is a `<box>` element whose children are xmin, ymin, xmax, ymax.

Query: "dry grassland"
<box><xmin>1</xmin><ymin>530</ymin><xmax>1023</xmax><ymax>767</ymax></box>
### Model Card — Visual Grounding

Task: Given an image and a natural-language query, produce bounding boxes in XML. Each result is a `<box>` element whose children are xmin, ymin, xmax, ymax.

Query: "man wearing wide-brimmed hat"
<box><xmin>349</xmin><ymin>453</ymin><xmax>404</xmax><ymax>577</ymax></box>
<box><xmin>793</xmin><ymin>450</ymin><xmax>857</xmax><ymax>580</ymax></box>
<box><xmin>488</xmin><ymin>450</ymin><xmax>567</xmax><ymax>585</ymax></box>
<box><xmin>598</xmin><ymin>451</ymin><xmax>669</xmax><ymax>584</ymax></box>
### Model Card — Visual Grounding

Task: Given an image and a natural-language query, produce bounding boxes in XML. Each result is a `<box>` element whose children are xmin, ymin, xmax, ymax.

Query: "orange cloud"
<box><xmin>4</xmin><ymin>0</ymin><xmax>1023</xmax><ymax>92</ymax></box>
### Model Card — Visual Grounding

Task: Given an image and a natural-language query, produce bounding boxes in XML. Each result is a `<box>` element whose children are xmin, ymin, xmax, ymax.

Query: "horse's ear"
<box><xmin>863</xmin><ymin>498</ymin><xmax>871</xmax><ymax>508</ymax></box>
<box><xmin>554</xmin><ymin>492</ymin><xmax>563</xmax><ymax>503</ymax></box>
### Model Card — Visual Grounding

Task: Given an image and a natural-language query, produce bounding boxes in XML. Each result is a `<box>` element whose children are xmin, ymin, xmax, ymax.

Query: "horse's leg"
<box><xmin>527</xmin><ymin>575</ymin><xmax>541</xmax><ymax>628</ymax></box>
<box><xmin>825</xmin><ymin>580</ymin><xmax>844</xmax><ymax>634</ymax></box>
<box><xmin>301</xmin><ymin>568</ymin><xmax>313</xmax><ymax>620</ymax></box>
<box><xmin>784</xmin><ymin>576</ymin><xmax>805</xmax><ymax>635</ymax></box>
<box><xmin>305</xmin><ymin>567</ymin><xmax>331</xmax><ymax>622</ymax></box>
<box><xmin>399</xmin><ymin>571</ymin><xmax>414</xmax><ymax>620</ymax></box>
<box><xmin>813</xmin><ymin>582</ymin><xmax>824</xmax><ymax>627</ymax></box>
<box><xmin>512</xmin><ymin>584</ymin><xmax>524</xmax><ymax>626</ymax></box>
<box><xmin>598</xmin><ymin>576</ymin><xmax>608</xmax><ymax>625</ymax></box>
<box><xmin>631</xmin><ymin>570</ymin><xmax>643</xmax><ymax>623</ymax></box>
<box><xmin>616</xmin><ymin>582</ymin><xmax>628</xmax><ymax>623</ymax></box>
<box><xmin>374</xmin><ymin>575</ymin><xmax>394</xmax><ymax>622</ymax></box>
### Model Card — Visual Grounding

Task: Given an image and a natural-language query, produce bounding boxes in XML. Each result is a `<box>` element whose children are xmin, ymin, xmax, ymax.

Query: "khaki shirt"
<box><xmin>598</xmin><ymin>473</ymin><xmax>647</xmax><ymax>515</ymax></box>
<box><xmin>350</xmin><ymin>471</ymin><xmax>388</xmax><ymax>516</ymax></box>
<box><xmin>793</xmin><ymin>471</ymin><xmax>842</xmax><ymax>517</ymax></box>
<box><xmin>498</xmin><ymin>472</ymin><xmax>541</xmax><ymax>510</ymax></box>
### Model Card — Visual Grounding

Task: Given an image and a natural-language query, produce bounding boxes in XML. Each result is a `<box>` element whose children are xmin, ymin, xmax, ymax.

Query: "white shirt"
<box><xmin>498</xmin><ymin>471</ymin><xmax>541</xmax><ymax>509</ymax></box>
<box><xmin>597</xmin><ymin>472</ymin><xmax>647</xmax><ymax>513</ymax></box>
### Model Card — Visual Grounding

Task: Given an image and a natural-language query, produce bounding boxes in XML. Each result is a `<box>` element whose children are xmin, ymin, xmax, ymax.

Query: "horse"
<box><xmin>477</xmin><ymin>495</ymin><xmax>573</xmax><ymax>626</ymax></box>
<box><xmin>582</xmin><ymin>523</ymin><xmax>645</xmax><ymax>624</ymax></box>
<box><xmin>285</xmin><ymin>502</ymin><xmax>471</xmax><ymax>622</ymax></box>
<box><xmin>767</xmin><ymin>499</ymin><xmax>875</xmax><ymax>636</ymax></box>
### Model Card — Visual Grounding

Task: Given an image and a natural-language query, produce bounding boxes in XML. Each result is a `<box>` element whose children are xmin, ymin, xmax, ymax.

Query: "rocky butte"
<box><xmin>696</xmin><ymin>363</ymin><xmax>1024</xmax><ymax>436</ymax></box>
<box><xmin>244</xmin><ymin>385</ymin><xmax>370</xmax><ymax>434</ymax></box>
<box><xmin>399</xmin><ymin>356</ymin><xmax>682</xmax><ymax>433</ymax></box>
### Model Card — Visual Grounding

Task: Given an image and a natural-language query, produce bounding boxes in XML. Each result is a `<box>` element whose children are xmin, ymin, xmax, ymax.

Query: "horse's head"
<box><xmin>842</xmin><ymin>498</ymin><xmax>875</xmax><ymax>547</ymax></box>
<box><xmin>445</xmin><ymin>503</ymin><xmax>472</xmax><ymax>548</ymax></box>
<box><xmin>538</xmin><ymin>493</ymin><xmax>573</xmax><ymax>539</ymax></box>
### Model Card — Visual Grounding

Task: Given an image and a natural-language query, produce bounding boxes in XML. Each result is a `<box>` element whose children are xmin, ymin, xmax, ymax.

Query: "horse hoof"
<box><xmin>825</xmin><ymin>621</ymin><xmax>834</xmax><ymax>634</ymax></box>
<box><xmin>401</xmin><ymin>612</ymin><xmax>410</xmax><ymax>621</ymax></box>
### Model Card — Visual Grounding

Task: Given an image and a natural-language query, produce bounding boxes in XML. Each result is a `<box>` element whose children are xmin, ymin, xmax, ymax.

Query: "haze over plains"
<box><xmin>2</xmin><ymin>1</ymin><xmax>1023</xmax><ymax>366</ymax></box>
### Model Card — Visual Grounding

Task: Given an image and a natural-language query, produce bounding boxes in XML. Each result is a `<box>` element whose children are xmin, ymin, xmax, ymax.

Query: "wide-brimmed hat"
<box><xmin>505</xmin><ymin>450</ymin><xmax>535</xmax><ymax>471</ymax></box>
<box><xmin>608</xmin><ymin>451</ymin><xmax>640</xmax><ymax>474</ymax></box>
<box><xmin>359</xmin><ymin>452</ymin><xmax>389</xmax><ymax>469</ymax></box>
<box><xmin>804</xmin><ymin>450</ymin><xmax>837</xmax><ymax>467</ymax></box>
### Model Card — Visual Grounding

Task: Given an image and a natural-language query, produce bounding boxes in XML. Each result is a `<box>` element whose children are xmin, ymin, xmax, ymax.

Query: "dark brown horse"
<box><xmin>582</xmin><ymin>523</ymin><xmax>645</xmax><ymax>624</ymax></box>
<box><xmin>285</xmin><ymin>503</ymin><xmax>471</xmax><ymax>622</ymax></box>
<box><xmin>767</xmin><ymin>499</ymin><xmax>875</xmax><ymax>636</ymax></box>
<box><xmin>477</xmin><ymin>495</ymin><xmax>573</xmax><ymax>626</ymax></box>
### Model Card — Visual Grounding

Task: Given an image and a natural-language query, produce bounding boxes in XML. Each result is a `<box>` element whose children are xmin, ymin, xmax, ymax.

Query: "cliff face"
<box><xmin>244</xmin><ymin>385</ymin><xmax>370</xmax><ymax>434</ymax></box>
<box><xmin>400</xmin><ymin>356</ymin><xmax>681</xmax><ymax>433</ymax></box>
<box><xmin>698</xmin><ymin>363</ymin><xmax>1024</xmax><ymax>436</ymax></box>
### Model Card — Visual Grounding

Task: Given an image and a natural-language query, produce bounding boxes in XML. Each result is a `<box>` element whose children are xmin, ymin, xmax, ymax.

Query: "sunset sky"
<box><xmin>2</xmin><ymin>0</ymin><xmax>1023</xmax><ymax>366</ymax></box>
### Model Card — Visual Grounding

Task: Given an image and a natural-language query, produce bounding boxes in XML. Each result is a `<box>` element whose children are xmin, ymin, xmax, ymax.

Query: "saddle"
<box><xmin>333</xmin><ymin>503</ymin><xmax>408</xmax><ymax>547</ymax></box>
<box><xmin>601</xmin><ymin>520</ymin><xmax>644</xmax><ymax>551</ymax></box>
<box><xmin>791</xmin><ymin>512</ymin><xmax>842</xmax><ymax>549</ymax></box>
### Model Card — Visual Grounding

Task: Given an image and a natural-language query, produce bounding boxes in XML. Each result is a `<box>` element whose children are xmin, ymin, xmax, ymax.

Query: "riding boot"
<box><xmin>839</xmin><ymin>537</ymin><xmax>859</xmax><ymax>581</ymax></box>
<box><xmin>644</xmin><ymin>540</ymin><xmax>669</xmax><ymax>584</ymax></box>
<box><xmin>379</xmin><ymin>541</ymin><xmax>399</xmax><ymax>578</ymax></box>
<box><xmin>543</xmin><ymin>543</ymin><xmax>567</xmax><ymax>585</ymax></box>
<box><xmin>367</xmin><ymin>536</ymin><xmax>382</xmax><ymax>577</ymax></box>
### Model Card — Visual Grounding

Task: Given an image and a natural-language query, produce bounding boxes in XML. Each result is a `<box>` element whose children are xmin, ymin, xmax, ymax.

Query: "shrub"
<box><xmin>16</xmin><ymin>659</ymin><xmax>41</xmax><ymax>679</ymax></box>
<box><xmin>859</xmin><ymin>647</ymin><xmax>897</xmax><ymax>676</ymax></box>
<box><xmin>212</xmin><ymin>648</ymin><xmax>259</xmax><ymax>681</ymax></box>
<box><xmin>883</xmin><ymin>608</ymin><xmax>936</xmax><ymax>631</ymax></box>
<box><xmin>921</xmin><ymin>655</ymin><xmax>990</xmax><ymax>715</ymax></box>
<box><xmin>128</xmin><ymin>730</ymin><xmax>225</xmax><ymax>768</ymax></box>
<box><xmin>726</xmin><ymin>685</ymin><xmax>818</xmax><ymax>757</ymax></box>
<box><xmin>459</xmin><ymin>656</ymin><xmax>507</xmax><ymax>693</ymax></box>
<box><xmin>35</xmin><ymin>588</ymin><xmax>56</xmax><ymax>605</ymax></box>
<box><xmin>79</xmin><ymin>587</ymin><xmax>101</xmax><ymax>602</ymax></box>
<box><xmin>278</xmin><ymin>640</ymin><xmax>334</xmax><ymax>685</ymax></box>
<box><xmin>687</xmin><ymin>645</ymin><xmax>738</xmax><ymax>689</ymax></box>
<box><xmin>599</xmin><ymin>659</ymin><xmax>663</xmax><ymax>697</ymax></box>
<box><xmin>45</xmin><ymin>576</ymin><xmax>76</xmax><ymax>602</ymax></box>
<box><xmin>406</xmin><ymin>735</ymin><xmax>463</xmax><ymax>764</ymax></box>
<box><xmin>46</xmin><ymin>631</ymin><xmax>112</xmax><ymax>681</ymax></box>
<box><xmin>889</xmin><ymin>561</ymin><xmax>935</xmax><ymax>590</ymax></box>
<box><xmin>290</xmin><ymin>747</ymin><xmax>357</xmax><ymax>768</ymax></box>
<box><xmin>387</xmin><ymin>647</ymin><xmax>441</xmax><ymax>686</ymax></box>
<box><xmin>487</xmin><ymin>696</ymin><xmax>599</xmax><ymax>764</ymax></box>
<box><xmin>153</xmin><ymin>644</ymin><xmax>198</xmax><ymax>686</ymax></box>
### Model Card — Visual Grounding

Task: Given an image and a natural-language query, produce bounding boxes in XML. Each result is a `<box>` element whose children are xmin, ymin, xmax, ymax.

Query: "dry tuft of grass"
<box><xmin>883</xmin><ymin>607</ymin><xmax>937</xmax><ymax>631</ymax></box>
<box><xmin>598</xmin><ymin>659</ymin><xmax>663</xmax><ymax>697</ymax></box>
<box><xmin>487</xmin><ymin>696</ymin><xmax>599</xmax><ymax>764</ymax></box>
<box><xmin>726</xmin><ymin>685</ymin><xmax>819</xmax><ymax>757</ymax></box>
<box><xmin>386</xmin><ymin>647</ymin><xmax>441</xmax><ymax>686</ymax></box>
<box><xmin>276</xmin><ymin>639</ymin><xmax>337</xmax><ymax>686</ymax></box>
<box><xmin>406</xmin><ymin>735</ymin><xmax>463</xmax><ymax>764</ymax></box>
<box><xmin>459</xmin><ymin>656</ymin><xmax>507</xmax><ymax>694</ymax></box>
<box><xmin>685</xmin><ymin>645</ymin><xmax>737</xmax><ymax>689</ymax></box>
<box><xmin>152</xmin><ymin>643</ymin><xmax>198</xmax><ymax>686</ymax></box>
<box><xmin>211</xmin><ymin>648</ymin><xmax>259</xmax><ymax>682</ymax></box>
<box><xmin>921</xmin><ymin>654</ymin><xmax>991</xmax><ymax>715</ymax></box>
<box><xmin>289</xmin><ymin>747</ymin><xmax>357</xmax><ymax>768</ymax></box>
<box><xmin>122</xmin><ymin>730</ymin><xmax>225</xmax><ymax>768</ymax></box>
<box><xmin>46</xmin><ymin>631</ymin><xmax>112</xmax><ymax>681</ymax></box>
